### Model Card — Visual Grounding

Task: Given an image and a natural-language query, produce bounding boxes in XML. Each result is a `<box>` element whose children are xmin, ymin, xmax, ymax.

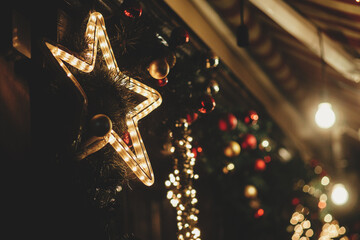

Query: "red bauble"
<box><xmin>198</xmin><ymin>94</ymin><xmax>216</xmax><ymax>114</ymax></box>
<box><xmin>122</xmin><ymin>0</ymin><xmax>142</xmax><ymax>18</ymax></box>
<box><xmin>254</xmin><ymin>208</ymin><xmax>264</xmax><ymax>218</ymax></box>
<box><xmin>186</xmin><ymin>112</ymin><xmax>198</xmax><ymax>124</ymax></box>
<box><xmin>170</xmin><ymin>27</ymin><xmax>190</xmax><ymax>47</ymax></box>
<box><xmin>191</xmin><ymin>148</ymin><xmax>198</xmax><ymax>158</ymax></box>
<box><xmin>264</xmin><ymin>155</ymin><xmax>271</xmax><ymax>163</ymax></box>
<box><xmin>241</xmin><ymin>134</ymin><xmax>257</xmax><ymax>150</ymax></box>
<box><xmin>291</xmin><ymin>197</ymin><xmax>300</xmax><ymax>206</ymax></box>
<box><xmin>310</xmin><ymin>159</ymin><xmax>319</xmax><ymax>167</ymax></box>
<box><xmin>157</xmin><ymin>77</ymin><xmax>168</xmax><ymax>87</ymax></box>
<box><xmin>121</xmin><ymin>132</ymin><xmax>132</xmax><ymax>148</ymax></box>
<box><xmin>254</xmin><ymin>159</ymin><xmax>266</xmax><ymax>171</ymax></box>
<box><xmin>244</xmin><ymin>110</ymin><xmax>259</xmax><ymax>125</ymax></box>
<box><xmin>218</xmin><ymin>113</ymin><xmax>238</xmax><ymax>131</ymax></box>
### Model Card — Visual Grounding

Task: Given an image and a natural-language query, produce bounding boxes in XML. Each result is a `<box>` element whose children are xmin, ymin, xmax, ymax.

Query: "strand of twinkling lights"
<box><xmin>165</xmin><ymin>120</ymin><xmax>201</xmax><ymax>240</ymax></box>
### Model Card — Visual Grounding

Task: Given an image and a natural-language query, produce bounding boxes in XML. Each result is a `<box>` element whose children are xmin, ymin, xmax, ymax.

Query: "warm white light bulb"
<box><xmin>331</xmin><ymin>183</ymin><xmax>349</xmax><ymax>205</ymax></box>
<box><xmin>315</xmin><ymin>102</ymin><xmax>336</xmax><ymax>129</ymax></box>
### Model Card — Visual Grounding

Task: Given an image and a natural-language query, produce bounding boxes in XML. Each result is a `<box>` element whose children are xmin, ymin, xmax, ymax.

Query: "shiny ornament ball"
<box><xmin>121</xmin><ymin>131</ymin><xmax>132</xmax><ymax>147</ymax></box>
<box><xmin>254</xmin><ymin>159</ymin><xmax>266</xmax><ymax>171</ymax></box>
<box><xmin>244</xmin><ymin>110</ymin><xmax>259</xmax><ymax>125</ymax></box>
<box><xmin>157</xmin><ymin>77</ymin><xmax>168</xmax><ymax>87</ymax></box>
<box><xmin>89</xmin><ymin>114</ymin><xmax>112</xmax><ymax>137</ymax></box>
<box><xmin>165</xmin><ymin>52</ymin><xmax>177</xmax><ymax>68</ymax></box>
<box><xmin>205</xmin><ymin>54</ymin><xmax>219</xmax><ymax>69</ymax></box>
<box><xmin>223</xmin><ymin>141</ymin><xmax>241</xmax><ymax>157</ymax></box>
<box><xmin>218</xmin><ymin>113</ymin><xmax>238</xmax><ymax>131</ymax></box>
<box><xmin>148</xmin><ymin>58</ymin><xmax>170</xmax><ymax>79</ymax></box>
<box><xmin>170</xmin><ymin>27</ymin><xmax>190</xmax><ymax>47</ymax></box>
<box><xmin>122</xmin><ymin>0</ymin><xmax>142</xmax><ymax>18</ymax></box>
<box><xmin>241</xmin><ymin>134</ymin><xmax>257</xmax><ymax>150</ymax></box>
<box><xmin>244</xmin><ymin>185</ymin><xmax>258</xmax><ymax>198</ymax></box>
<box><xmin>198</xmin><ymin>94</ymin><xmax>216</xmax><ymax>114</ymax></box>
<box><xmin>206</xmin><ymin>80</ymin><xmax>220</xmax><ymax>96</ymax></box>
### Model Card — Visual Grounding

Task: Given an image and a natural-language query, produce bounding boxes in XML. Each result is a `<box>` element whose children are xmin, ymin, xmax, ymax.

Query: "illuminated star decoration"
<box><xmin>45</xmin><ymin>12</ymin><xmax>162</xmax><ymax>186</ymax></box>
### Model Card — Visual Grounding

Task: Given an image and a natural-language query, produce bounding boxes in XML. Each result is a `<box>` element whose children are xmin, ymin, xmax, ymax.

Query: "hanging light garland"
<box><xmin>165</xmin><ymin>120</ymin><xmax>201</xmax><ymax>240</ymax></box>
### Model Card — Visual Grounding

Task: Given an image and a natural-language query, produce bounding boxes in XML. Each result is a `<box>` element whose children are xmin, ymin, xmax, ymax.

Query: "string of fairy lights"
<box><xmin>165</xmin><ymin>120</ymin><xmax>201</xmax><ymax>240</ymax></box>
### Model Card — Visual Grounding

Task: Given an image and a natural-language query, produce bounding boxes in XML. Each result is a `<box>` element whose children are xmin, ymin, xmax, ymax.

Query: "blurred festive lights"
<box><xmin>165</xmin><ymin>123</ymin><xmax>201</xmax><ymax>240</ymax></box>
<box><xmin>244</xmin><ymin>185</ymin><xmax>258</xmax><ymax>198</ymax></box>
<box><xmin>331</xmin><ymin>184</ymin><xmax>349</xmax><ymax>205</ymax></box>
<box><xmin>278</xmin><ymin>147</ymin><xmax>292</xmax><ymax>162</ymax></box>
<box><xmin>45</xmin><ymin>12</ymin><xmax>162</xmax><ymax>186</ymax></box>
<box><xmin>254</xmin><ymin>208</ymin><xmax>264</xmax><ymax>218</ymax></box>
<box><xmin>261</xmin><ymin>139</ymin><xmax>269</xmax><ymax>148</ymax></box>
<box><xmin>315</xmin><ymin>102</ymin><xmax>336</xmax><ymax>129</ymax></box>
<box><xmin>321</xmin><ymin>176</ymin><xmax>330</xmax><ymax>186</ymax></box>
<box><xmin>289</xmin><ymin>204</ymin><xmax>314</xmax><ymax>240</ymax></box>
<box><xmin>319</xmin><ymin>221</ymin><xmax>347</xmax><ymax>240</ymax></box>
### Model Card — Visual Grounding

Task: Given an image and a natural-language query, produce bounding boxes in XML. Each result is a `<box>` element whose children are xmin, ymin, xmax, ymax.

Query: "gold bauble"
<box><xmin>223</xmin><ymin>141</ymin><xmax>241</xmax><ymax>157</ymax></box>
<box><xmin>148</xmin><ymin>58</ymin><xmax>170</xmax><ymax>79</ymax></box>
<box><xmin>205</xmin><ymin>54</ymin><xmax>219</xmax><ymax>69</ymax></box>
<box><xmin>206</xmin><ymin>80</ymin><xmax>220</xmax><ymax>96</ymax></box>
<box><xmin>244</xmin><ymin>185</ymin><xmax>258</xmax><ymax>198</ymax></box>
<box><xmin>165</xmin><ymin>52</ymin><xmax>177</xmax><ymax>68</ymax></box>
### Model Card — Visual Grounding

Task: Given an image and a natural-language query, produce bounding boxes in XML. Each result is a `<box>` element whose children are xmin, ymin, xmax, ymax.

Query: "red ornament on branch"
<box><xmin>186</xmin><ymin>112</ymin><xmax>199</xmax><ymax>125</ymax></box>
<box><xmin>157</xmin><ymin>77</ymin><xmax>168</xmax><ymax>87</ymax></box>
<box><xmin>254</xmin><ymin>159</ymin><xmax>266</xmax><ymax>171</ymax></box>
<box><xmin>241</xmin><ymin>134</ymin><xmax>257</xmax><ymax>150</ymax></box>
<box><xmin>254</xmin><ymin>208</ymin><xmax>264</xmax><ymax>218</ymax></box>
<box><xmin>218</xmin><ymin>113</ymin><xmax>238</xmax><ymax>131</ymax></box>
<box><xmin>121</xmin><ymin>131</ymin><xmax>132</xmax><ymax>148</ymax></box>
<box><xmin>291</xmin><ymin>197</ymin><xmax>300</xmax><ymax>206</ymax></box>
<box><xmin>122</xmin><ymin>0</ymin><xmax>143</xmax><ymax>18</ymax></box>
<box><xmin>169</xmin><ymin>27</ymin><xmax>190</xmax><ymax>47</ymax></box>
<box><xmin>244</xmin><ymin>110</ymin><xmax>259</xmax><ymax>125</ymax></box>
<box><xmin>198</xmin><ymin>94</ymin><xmax>216</xmax><ymax>114</ymax></box>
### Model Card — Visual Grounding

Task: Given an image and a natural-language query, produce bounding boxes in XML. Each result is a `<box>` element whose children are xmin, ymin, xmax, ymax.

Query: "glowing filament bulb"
<box><xmin>331</xmin><ymin>184</ymin><xmax>349</xmax><ymax>205</ymax></box>
<box><xmin>315</xmin><ymin>102</ymin><xmax>336</xmax><ymax>129</ymax></box>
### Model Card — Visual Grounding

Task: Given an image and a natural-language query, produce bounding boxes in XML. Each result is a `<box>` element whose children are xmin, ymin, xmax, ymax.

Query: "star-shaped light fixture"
<box><xmin>45</xmin><ymin>12</ymin><xmax>162</xmax><ymax>186</ymax></box>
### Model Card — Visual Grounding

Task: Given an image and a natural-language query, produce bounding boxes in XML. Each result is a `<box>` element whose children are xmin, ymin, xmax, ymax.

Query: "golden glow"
<box><xmin>319</xmin><ymin>221</ymin><xmax>347</xmax><ymax>239</ymax></box>
<box><xmin>321</xmin><ymin>176</ymin><xmax>330</xmax><ymax>186</ymax></box>
<box><xmin>324</xmin><ymin>214</ymin><xmax>333</xmax><ymax>223</ymax></box>
<box><xmin>331</xmin><ymin>184</ymin><xmax>349</xmax><ymax>205</ymax></box>
<box><xmin>244</xmin><ymin>185</ymin><xmax>257</xmax><ymax>198</ymax></box>
<box><xmin>315</xmin><ymin>102</ymin><xmax>336</xmax><ymax>129</ymax></box>
<box><xmin>45</xmin><ymin>12</ymin><xmax>162</xmax><ymax>186</ymax></box>
<box><xmin>226</xmin><ymin>163</ymin><xmax>235</xmax><ymax>171</ymax></box>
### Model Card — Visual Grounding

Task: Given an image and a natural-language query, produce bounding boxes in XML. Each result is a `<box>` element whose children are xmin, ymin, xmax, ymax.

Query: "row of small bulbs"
<box><xmin>165</xmin><ymin>130</ymin><xmax>201</xmax><ymax>240</ymax></box>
